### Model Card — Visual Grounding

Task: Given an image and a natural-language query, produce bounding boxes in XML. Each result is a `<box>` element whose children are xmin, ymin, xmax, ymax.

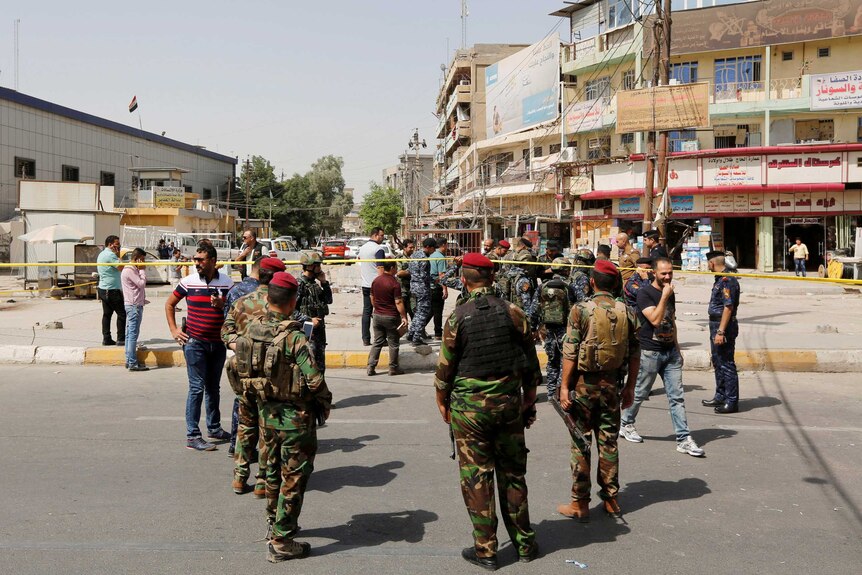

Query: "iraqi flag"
<box><xmin>128</xmin><ymin>96</ymin><xmax>138</xmax><ymax>113</ymax></box>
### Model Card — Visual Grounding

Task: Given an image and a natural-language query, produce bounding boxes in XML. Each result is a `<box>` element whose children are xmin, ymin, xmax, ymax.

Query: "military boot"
<box><xmin>557</xmin><ymin>500</ymin><xmax>590</xmax><ymax>522</ymax></box>
<box><xmin>253</xmin><ymin>478</ymin><xmax>266</xmax><ymax>499</ymax></box>
<box><xmin>267</xmin><ymin>539</ymin><xmax>311</xmax><ymax>563</ymax></box>
<box><xmin>232</xmin><ymin>474</ymin><xmax>248</xmax><ymax>495</ymax></box>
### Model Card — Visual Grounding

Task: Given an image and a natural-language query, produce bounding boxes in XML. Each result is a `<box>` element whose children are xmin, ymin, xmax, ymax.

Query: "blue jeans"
<box><xmin>184</xmin><ymin>338</ymin><xmax>227</xmax><ymax>439</ymax></box>
<box><xmin>794</xmin><ymin>258</ymin><xmax>806</xmax><ymax>276</ymax></box>
<box><xmin>621</xmin><ymin>347</ymin><xmax>691</xmax><ymax>442</ymax></box>
<box><xmin>709</xmin><ymin>320</ymin><xmax>739</xmax><ymax>405</ymax></box>
<box><xmin>124</xmin><ymin>304</ymin><xmax>143</xmax><ymax>367</ymax></box>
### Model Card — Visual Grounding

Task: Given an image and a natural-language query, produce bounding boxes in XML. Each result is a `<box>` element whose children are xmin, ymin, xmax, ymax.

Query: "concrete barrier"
<box><xmin>0</xmin><ymin>345</ymin><xmax>36</xmax><ymax>364</ymax></box>
<box><xmin>34</xmin><ymin>346</ymin><xmax>86</xmax><ymax>364</ymax></box>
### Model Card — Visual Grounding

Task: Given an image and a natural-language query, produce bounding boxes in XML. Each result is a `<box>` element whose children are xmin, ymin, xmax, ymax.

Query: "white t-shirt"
<box><xmin>359</xmin><ymin>241</ymin><xmax>384</xmax><ymax>288</ymax></box>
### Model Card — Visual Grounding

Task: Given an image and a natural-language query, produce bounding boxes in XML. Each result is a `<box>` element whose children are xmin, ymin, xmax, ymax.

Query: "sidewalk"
<box><xmin>1</xmin><ymin>269</ymin><xmax>861</xmax><ymax>371</ymax></box>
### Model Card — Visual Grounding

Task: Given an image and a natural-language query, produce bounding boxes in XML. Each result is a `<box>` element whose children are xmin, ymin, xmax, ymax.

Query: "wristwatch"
<box><xmin>717</xmin><ymin>330</ymin><xmax>725</xmax><ymax>335</ymax></box>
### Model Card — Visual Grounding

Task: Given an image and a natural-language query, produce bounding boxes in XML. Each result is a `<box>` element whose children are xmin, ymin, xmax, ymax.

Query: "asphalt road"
<box><xmin>0</xmin><ymin>366</ymin><xmax>860</xmax><ymax>574</ymax></box>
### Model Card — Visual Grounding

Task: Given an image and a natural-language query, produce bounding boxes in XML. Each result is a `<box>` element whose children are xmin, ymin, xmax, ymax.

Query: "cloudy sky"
<box><xmin>1</xmin><ymin>1</ymin><xmax>566</xmax><ymax>198</ymax></box>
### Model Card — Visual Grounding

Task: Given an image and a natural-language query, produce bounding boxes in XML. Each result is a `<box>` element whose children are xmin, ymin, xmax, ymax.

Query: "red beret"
<box><xmin>594</xmin><ymin>259</ymin><xmax>618</xmax><ymax>276</ymax></box>
<box><xmin>260</xmin><ymin>257</ymin><xmax>286</xmax><ymax>272</ymax></box>
<box><xmin>462</xmin><ymin>252</ymin><xmax>494</xmax><ymax>269</ymax></box>
<box><xmin>498</xmin><ymin>240</ymin><xmax>511</xmax><ymax>249</ymax></box>
<box><xmin>269</xmin><ymin>271</ymin><xmax>297</xmax><ymax>289</ymax></box>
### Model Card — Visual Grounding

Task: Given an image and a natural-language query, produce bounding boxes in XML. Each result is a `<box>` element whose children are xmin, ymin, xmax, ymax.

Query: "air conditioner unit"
<box><xmin>561</xmin><ymin>200</ymin><xmax>573</xmax><ymax>211</ymax></box>
<box><xmin>681</xmin><ymin>140</ymin><xmax>700</xmax><ymax>152</ymax></box>
<box><xmin>559</xmin><ymin>146</ymin><xmax>578</xmax><ymax>163</ymax></box>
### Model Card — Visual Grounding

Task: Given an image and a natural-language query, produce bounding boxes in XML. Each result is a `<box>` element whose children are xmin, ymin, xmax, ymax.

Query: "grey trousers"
<box><xmin>367</xmin><ymin>313</ymin><xmax>401</xmax><ymax>369</ymax></box>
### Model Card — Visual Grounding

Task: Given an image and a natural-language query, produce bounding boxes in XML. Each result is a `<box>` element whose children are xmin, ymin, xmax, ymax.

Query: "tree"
<box><xmin>308</xmin><ymin>155</ymin><xmax>351</xmax><ymax>234</ymax></box>
<box><xmin>360</xmin><ymin>183</ymin><xmax>404</xmax><ymax>235</ymax></box>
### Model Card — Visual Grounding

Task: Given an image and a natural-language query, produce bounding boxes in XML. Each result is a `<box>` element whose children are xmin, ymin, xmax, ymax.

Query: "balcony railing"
<box><xmin>712</xmin><ymin>77</ymin><xmax>805</xmax><ymax>103</ymax></box>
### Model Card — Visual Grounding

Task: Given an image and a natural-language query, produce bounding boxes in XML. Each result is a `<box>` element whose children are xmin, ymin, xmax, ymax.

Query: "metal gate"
<box><xmin>406</xmin><ymin>228</ymin><xmax>483</xmax><ymax>256</ymax></box>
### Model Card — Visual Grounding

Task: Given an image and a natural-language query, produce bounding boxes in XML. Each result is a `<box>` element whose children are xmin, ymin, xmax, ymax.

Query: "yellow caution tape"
<box><xmin>0</xmin><ymin>281</ymin><xmax>96</xmax><ymax>296</ymax></box>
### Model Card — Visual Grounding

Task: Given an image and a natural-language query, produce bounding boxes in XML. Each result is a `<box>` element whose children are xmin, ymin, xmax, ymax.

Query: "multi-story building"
<box><xmin>432</xmin><ymin>44</ymin><xmax>530</xmax><ymax>210</ymax></box>
<box><xmin>555</xmin><ymin>0</ymin><xmax>862</xmax><ymax>272</ymax></box>
<box><xmin>0</xmin><ymin>87</ymin><xmax>237</xmax><ymax>222</ymax></box>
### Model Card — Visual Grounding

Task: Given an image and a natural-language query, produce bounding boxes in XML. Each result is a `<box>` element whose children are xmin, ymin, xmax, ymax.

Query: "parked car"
<box><xmin>323</xmin><ymin>239</ymin><xmax>348</xmax><ymax>260</ymax></box>
<box><xmin>345</xmin><ymin>237</ymin><xmax>368</xmax><ymax>259</ymax></box>
<box><xmin>119</xmin><ymin>249</ymin><xmax>169</xmax><ymax>285</ymax></box>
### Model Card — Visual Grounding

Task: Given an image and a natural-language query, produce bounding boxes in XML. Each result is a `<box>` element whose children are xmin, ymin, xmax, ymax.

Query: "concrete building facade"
<box><xmin>0</xmin><ymin>87</ymin><xmax>237</xmax><ymax>222</ymax></box>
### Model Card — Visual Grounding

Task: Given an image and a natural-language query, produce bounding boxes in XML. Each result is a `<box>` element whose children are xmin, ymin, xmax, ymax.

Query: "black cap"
<box><xmin>643</xmin><ymin>230</ymin><xmax>660</xmax><ymax>239</ymax></box>
<box><xmin>636</xmin><ymin>257</ymin><xmax>653</xmax><ymax>265</ymax></box>
<box><xmin>705</xmin><ymin>250</ymin><xmax>725</xmax><ymax>260</ymax></box>
<box><xmin>547</xmin><ymin>240</ymin><xmax>560</xmax><ymax>249</ymax></box>
<box><xmin>519</xmin><ymin>237</ymin><xmax>533</xmax><ymax>249</ymax></box>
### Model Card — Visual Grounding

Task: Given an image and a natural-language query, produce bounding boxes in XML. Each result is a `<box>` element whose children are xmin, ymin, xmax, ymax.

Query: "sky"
<box><xmin>0</xmin><ymin>1</ymin><xmax>567</xmax><ymax>200</ymax></box>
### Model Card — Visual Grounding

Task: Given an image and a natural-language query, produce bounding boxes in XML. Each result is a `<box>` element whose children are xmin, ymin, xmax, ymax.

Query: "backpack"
<box><xmin>228</xmin><ymin>317</ymin><xmax>305</xmax><ymax>402</ymax></box>
<box><xmin>507</xmin><ymin>268</ymin><xmax>534</xmax><ymax>308</ymax></box>
<box><xmin>539</xmin><ymin>278</ymin><xmax>570</xmax><ymax>325</ymax></box>
<box><xmin>576</xmin><ymin>299</ymin><xmax>629</xmax><ymax>373</ymax></box>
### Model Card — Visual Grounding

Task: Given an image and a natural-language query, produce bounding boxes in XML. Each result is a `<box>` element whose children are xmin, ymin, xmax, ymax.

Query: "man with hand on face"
<box><xmin>434</xmin><ymin>253</ymin><xmax>540</xmax><ymax>570</ymax></box>
<box><xmin>296</xmin><ymin>251</ymin><xmax>333</xmax><ymax>372</ymax></box>
<box><xmin>166</xmin><ymin>242</ymin><xmax>234</xmax><ymax>452</ymax></box>
<box><xmin>97</xmin><ymin>235</ymin><xmax>126</xmax><ymax>346</ymax></box>
<box><xmin>619</xmin><ymin>257</ymin><xmax>704</xmax><ymax>458</ymax></box>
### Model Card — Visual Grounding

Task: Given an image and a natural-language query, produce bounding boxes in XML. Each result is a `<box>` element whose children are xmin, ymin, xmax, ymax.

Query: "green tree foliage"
<box><xmin>236</xmin><ymin>154</ymin><xmax>353</xmax><ymax>244</ymax></box>
<box><xmin>359</xmin><ymin>183</ymin><xmax>404</xmax><ymax>235</ymax></box>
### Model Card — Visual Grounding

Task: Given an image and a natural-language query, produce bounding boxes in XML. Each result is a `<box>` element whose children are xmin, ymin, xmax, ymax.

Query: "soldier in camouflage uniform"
<box><xmin>537</xmin><ymin>257</ymin><xmax>573</xmax><ymax>401</ymax></box>
<box><xmin>434</xmin><ymin>252</ymin><xmax>540</xmax><ymax>570</ymax></box>
<box><xmin>406</xmin><ymin>238</ymin><xmax>437</xmax><ymax>345</ymax></box>
<box><xmin>557</xmin><ymin>259</ymin><xmax>640</xmax><ymax>521</ymax></box>
<box><xmin>222</xmin><ymin>257</ymin><xmax>286</xmax><ymax>497</ymax></box>
<box><xmin>395</xmin><ymin>238</ymin><xmax>415</xmax><ymax>320</ymax></box>
<box><xmin>297</xmin><ymin>251</ymin><xmax>334</xmax><ymax>372</ymax></box>
<box><xmin>229</xmin><ymin>271</ymin><xmax>332</xmax><ymax>563</ymax></box>
<box><xmin>508</xmin><ymin>241</ymin><xmax>539</xmax><ymax>331</ymax></box>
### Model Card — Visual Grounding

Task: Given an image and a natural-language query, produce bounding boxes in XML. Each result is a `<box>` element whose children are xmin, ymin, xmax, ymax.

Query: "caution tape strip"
<box><xmin>0</xmin><ymin>281</ymin><xmax>96</xmax><ymax>297</ymax></box>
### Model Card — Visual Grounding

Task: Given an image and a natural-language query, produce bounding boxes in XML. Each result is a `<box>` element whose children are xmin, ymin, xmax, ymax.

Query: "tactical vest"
<box><xmin>298</xmin><ymin>277</ymin><xmax>329</xmax><ymax>318</ymax></box>
<box><xmin>454</xmin><ymin>295</ymin><xmax>527</xmax><ymax>379</ymax></box>
<box><xmin>507</xmin><ymin>268</ymin><xmax>535</xmax><ymax>309</ymax></box>
<box><xmin>226</xmin><ymin>316</ymin><xmax>305</xmax><ymax>402</ymax></box>
<box><xmin>539</xmin><ymin>278</ymin><xmax>570</xmax><ymax>326</ymax></box>
<box><xmin>576</xmin><ymin>297</ymin><xmax>629</xmax><ymax>373</ymax></box>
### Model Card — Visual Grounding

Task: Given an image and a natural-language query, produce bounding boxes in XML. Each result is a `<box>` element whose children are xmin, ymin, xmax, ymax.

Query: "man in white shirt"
<box><xmin>358</xmin><ymin>227</ymin><xmax>386</xmax><ymax>345</ymax></box>
<box><xmin>788</xmin><ymin>238</ymin><xmax>809</xmax><ymax>277</ymax></box>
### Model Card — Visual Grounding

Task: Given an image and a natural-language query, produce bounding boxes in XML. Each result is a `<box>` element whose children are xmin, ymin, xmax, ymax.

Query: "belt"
<box><xmin>709</xmin><ymin>316</ymin><xmax>737</xmax><ymax>322</ymax></box>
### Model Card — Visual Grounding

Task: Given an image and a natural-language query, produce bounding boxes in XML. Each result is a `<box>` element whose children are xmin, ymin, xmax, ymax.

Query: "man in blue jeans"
<box><xmin>165</xmin><ymin>243</ymin><xmax>234</xmax><ymax>451</ymax></box>
<box><xmin>619</xmin><ymin>257</ymin><xmax>705</xmax><ymax>457</ymax></box>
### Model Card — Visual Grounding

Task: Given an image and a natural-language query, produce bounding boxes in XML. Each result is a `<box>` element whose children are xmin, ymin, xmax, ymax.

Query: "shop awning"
<box><xmin>581</xmin><ymin>183</ymin><xmax>846</xmax><ymax>200</ymax></box>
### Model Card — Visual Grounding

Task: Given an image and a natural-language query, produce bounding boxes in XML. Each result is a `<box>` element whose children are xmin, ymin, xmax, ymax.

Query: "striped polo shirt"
<box><xmin>174</xmin><ymin>271</ymin><xmax>234</xmax><ymax>342</ymax></box>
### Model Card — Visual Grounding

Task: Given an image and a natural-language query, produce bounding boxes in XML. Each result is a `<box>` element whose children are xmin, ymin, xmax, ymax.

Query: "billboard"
<box><xmin>645</xmin><ymin>0</ymin><xmax>862</xmax><ymax>55</ymax></box>
<box><xmin>616</xmin><ymin>83</ymin><xmax>710</xmax><ymax>134</ymax></box>
<box><xmin>811</xmin><ymin>70</ymin><xmax>862</xmax><ymax>110</ymax></box>
<box><xmin>486</xmin><ymin>35</ymin><xmax>560</xmax><ymax>138</ymax></box>
<box><xmin>566</xmin><ymin>98</ymin><xmax>605</xmax><ymax>134</ymax></box>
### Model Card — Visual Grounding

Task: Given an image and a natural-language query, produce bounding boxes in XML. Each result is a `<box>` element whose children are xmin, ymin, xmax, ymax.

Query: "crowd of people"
<box><xmin>94</xmin><ymin>229</ymin><xmax>742</xmax><ymax>566</ymax></box>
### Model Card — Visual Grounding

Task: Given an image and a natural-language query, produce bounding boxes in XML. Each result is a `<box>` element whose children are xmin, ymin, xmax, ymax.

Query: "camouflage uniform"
<box><xmin>407</xmin><ymin>251</ymin><xmax>432</xmax><ymax>341</ymax></box>
<box><xmin>618</xmin><ymin>245</ymin><xmax>641</xmax><ymax>283</ymax></box>
<box><xmin>434</xmin><ymin>287</ymin><xmax>540</xmax><ymax>560</ymax></box>
<box><xmin>538</xmin><ymin>272</ymin><xmax>572</xmax><ymax>399</ymax></box>
<box><xmin>568</xmin><ymin>270</ymin><xmax>591</xmax><ymax>304</ymax></box>
<box><xmin>509</xmin><ymin>264</ymin><xmax>539</xmax><ymax>330</ymax></box>
<box><xmin>222</xmin><ymin>287</ymin><xmax>312</xmax><ymax>488</ymax></box>
<box><xmin>560</xmin><ymin>291</ymin><xmax>639</xmax><ymax>503</ymax></box>
<box><xmin>296</xmin><ymin>274</ymin><xmax>333</xmax><ymax>371</ymax></box>
<box><xmin>255</xmin><ymin>311</ymin><xmax>332</xmax><ymax>548</ymax></box>
<box><xmin>224</xmin><ymin>276</ymin><xmax>260</xmax><ymax>454</ymax></box>
<box><xmin>397</xmin><ymin>260</ymin><xmax>414</xmax><ymax>319</ymax></box>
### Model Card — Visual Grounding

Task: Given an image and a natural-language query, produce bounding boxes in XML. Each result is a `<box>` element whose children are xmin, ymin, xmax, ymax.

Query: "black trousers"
<box><xmin>430</xmin><ymin>285</ymin><xmax>444</xmax><ymax>338</ymax></box>
<box><xmin>361</xmin><ymin>287</ymin><xmax>373</xmax><ymax>344</ymax></box>
<box><xmin>98</xmin><ymin>288</ymin><xmax>126</xmax><ymax>342</ymax></box>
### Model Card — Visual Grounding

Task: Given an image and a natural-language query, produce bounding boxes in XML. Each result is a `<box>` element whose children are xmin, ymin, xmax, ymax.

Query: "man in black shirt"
<box><xmin>619</xmin><ymin>257</ymin><xmax>704</xmax><ymax>457</ymax></box>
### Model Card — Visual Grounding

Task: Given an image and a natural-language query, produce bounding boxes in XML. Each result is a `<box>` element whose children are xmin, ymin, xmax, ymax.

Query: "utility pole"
<box><xmin>408</xmin><ymin>129</ymin><xmax>426</xmax><ymax>229</ymax></box>
<box><xmin>244</xmin><ymin>157</ymin><xmax>250</xmax><ymax>229</ymax></box>
<box><xmin>643</xmin><ymin>0</ymin><xmax>672</xmax><ymax>234</ymax></box>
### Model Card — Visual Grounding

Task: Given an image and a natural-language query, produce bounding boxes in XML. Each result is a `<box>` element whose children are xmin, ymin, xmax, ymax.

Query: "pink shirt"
<box><xmin>121</xmin><ymin>266</ymin><xmax>148</xmax><ymax>306</ymax></box>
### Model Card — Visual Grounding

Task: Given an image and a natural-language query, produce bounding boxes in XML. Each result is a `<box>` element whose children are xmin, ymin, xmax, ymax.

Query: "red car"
<box><xmin>323</xmin><ymin>239</ymin><xmax>348</xmax><ymax>260</ymax></box>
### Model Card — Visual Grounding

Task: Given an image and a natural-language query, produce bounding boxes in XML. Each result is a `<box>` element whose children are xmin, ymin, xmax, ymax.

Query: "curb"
<box><xmin>2</xmin><ymin>345</ymin><xmax>861</xmax><ymax>372</ymax></box>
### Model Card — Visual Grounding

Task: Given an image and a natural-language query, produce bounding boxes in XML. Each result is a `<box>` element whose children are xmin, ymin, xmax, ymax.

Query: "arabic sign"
<box><xmin>671</xmin><ymin>195</ymin><xmax>695</xmax><ymax>213</ymax></box>
<box><xmin>616</xmin><ymin>84</ymin><xmax>710</xmax><ymax>133</ymax></box>
<box><xmin>811</xmin><ymin>70</ymin><xmax>862</xmax><ymax>109</ymax></box>
<box><xmin>617</xmin><ymin>197</ymin><xmax>642</xmax><ymax>214</ymax></box>
<box><xmin>766</xmin><ymin>154</ymin><xmax>844</xmax><ymax>184</ymax></box>
<box><xmin>703</xmin><ymin>156</ymin><xmax>762</xmax><ymax>187</ymax></box>
<box><xmin>486</xmin><ymin>35</ymin><xmax>560</xmax><ymax>138</ymax></box>
<box><xmin>646</xmin><ymin>0</ymin><xmax>862</xmax><ymax>55</ymax></box>
<box><xmin>153</xmin><ymin>186</ymin><xmax>185</xmax><ymax>208</ymax></box>
<box><xmin>566</xmin><ymin>98</ymin><xmax>605</xmax><ymax>134</ymax></box>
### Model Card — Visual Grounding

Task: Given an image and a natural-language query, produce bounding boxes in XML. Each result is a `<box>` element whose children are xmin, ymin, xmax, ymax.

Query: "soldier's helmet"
<box><xmin>551</xmin><ymin>257</ymin><xmax>571</xmax><ymax>276</ymax></box>
<box><xmin>574</xmin><ymin>248</ymin><xmax>596</xmax><ymax>266</ymax></box>
<box><xmin>299</xmin><ymin>250</ymin><xmax>323</xmax><ymax>266</ymax></box>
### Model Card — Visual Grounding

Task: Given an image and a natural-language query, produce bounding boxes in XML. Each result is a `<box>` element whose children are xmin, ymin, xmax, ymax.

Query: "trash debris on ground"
<box><xmin>565</xmin><ymin>559</ymin><xmax>588</xmax><ymax>568</ymax></box>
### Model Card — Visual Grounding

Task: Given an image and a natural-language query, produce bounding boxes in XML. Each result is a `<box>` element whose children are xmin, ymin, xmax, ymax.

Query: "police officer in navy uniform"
<box><xmin>702</xmin><ymin>250</ymin><xmax>741</xmax><ymax>414</ymax></box>
<box><xmin>643</xmin><ymin>230</ymin><xmax>668</xmax><ymax>260</ymax></box>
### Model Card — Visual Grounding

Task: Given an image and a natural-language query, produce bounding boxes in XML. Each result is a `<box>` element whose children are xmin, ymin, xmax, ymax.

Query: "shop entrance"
<box><xmin>783</xmin><ymin>218</ymin><xmax>825</xmax><ymax>272</ymax></box>
<box><xmin>723</xmin><ymin>217</ymin><xmax>757</xmax><ymax>268</ymax></box>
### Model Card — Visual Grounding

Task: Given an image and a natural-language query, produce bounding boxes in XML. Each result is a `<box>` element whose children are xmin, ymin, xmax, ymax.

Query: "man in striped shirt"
<box><xmin>166</xmin><ymin>243</ymin><xmax>235</xmax><ymax>451</ymax></box>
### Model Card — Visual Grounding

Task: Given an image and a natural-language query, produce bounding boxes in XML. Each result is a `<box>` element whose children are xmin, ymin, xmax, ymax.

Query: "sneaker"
<box><xmin>620</xmin><ymin>424</ymin><xmax>643</xmax><ymax>443</ymax></box>
<box><xmin>186</xmin><ymin>437</ymin><xmax>216</xmax><ymax>451</ymax></box>
<box><xmin>128</xmin><ymin>364</ymin><xmax>149</xmax><ymax>372</ymax></box>
<box><xmin>207</xmin><ymin>429</ymin><xmax>231</xmax><ymax>442</ymax></box>
<box><xmin>267</xmin><ymin>540</ymin><xmax>311</xmax><ymax>563</ymax></box>
<box><xmin>676</xmin><ymin>436</ymin><xmax>705</xmax><ymax>457</ymax></box>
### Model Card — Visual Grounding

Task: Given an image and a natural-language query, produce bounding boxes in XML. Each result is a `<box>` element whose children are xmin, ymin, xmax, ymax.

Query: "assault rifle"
<box><xmin>449</xmin><ymin>424</ymin><xmax>456</xmax><ymax>460</ymax></box>
<box><xmin>550</xmin><ymin>394</ymin><xmax>589</xmax><ymax>446</ymax></box>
